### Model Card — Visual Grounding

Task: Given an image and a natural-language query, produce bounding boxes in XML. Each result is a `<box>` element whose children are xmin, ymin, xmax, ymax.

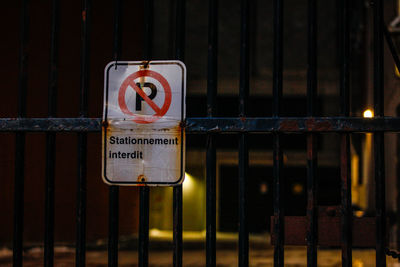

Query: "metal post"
<box><xmin>44</xmin><ymin>0</ymin><xmax>59</xmax><ymax>266</ymax></box>
<box><xmin>138</xmin><ymin>1</ymin><xmax>153</xmax><ymax>266</ymax></box>
<box><xmin>272</xmin><ymin>0</ymin><xmax>284</xmax><ymax>266</ymax></box>
<box><xmin>108</xmin><ymin>0</ymin><xmax>121</xmax><ymax>266</ymax></box>
<box><xmin>238</xmin><ymin>0</ymin><xmax>249</xmax><ymax>266</ymax></box>
<box><xmin>206</xmin><ymin>1</ymin><xmax>218</xmax><ymax>266</ymax></box>
<box><xmin>339</xmin><ymin>0</ymin><xmax>352</xmax><ymax>266</ymax></box>
<box><xmin>306</xmin><ymin>0</ymin><xmax>318</xmax><ymax>266</ymax></box>
<box><xmin>373</xmin><ymin>0</ymin><xmax>386</xmax><ymax>265</ymax></box>
<box><xmin>13</xmin><ymin>0</ymin><xmax>29</xmax><ymax>266</ymax></box>
<box><xmin>173</xmin><ymin>0</ymin><xmax>185</xmax><ymax>266</ymax></box>
<box><xmin>76</xmin><ymin>0</ymin><xmax>91</xmax><ymax>266</ymax></box>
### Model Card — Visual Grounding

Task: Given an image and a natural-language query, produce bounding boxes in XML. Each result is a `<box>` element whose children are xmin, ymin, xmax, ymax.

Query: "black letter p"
<box><xmin>135</xmin><ymin>82</ymin><xmax>157</xmax><ymax>111</ymax></box>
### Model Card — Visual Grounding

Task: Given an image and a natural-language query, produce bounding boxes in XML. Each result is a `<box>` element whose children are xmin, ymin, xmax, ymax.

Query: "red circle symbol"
<box><xmin>118</xmin><ymin>70</ymin><xmax>172</xmax><ymax>124</ymax></box>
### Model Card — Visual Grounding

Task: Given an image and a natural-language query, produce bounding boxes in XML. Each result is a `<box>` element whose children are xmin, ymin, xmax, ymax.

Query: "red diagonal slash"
<box><xmin>129</xmin><ymin>81</ymin><xmax>162</xmax><ymax>114</ymax></box>
<box><xmin>118</xmin><ymin>69</ymin><xmax>172</xmax><ymax>124</ymax></box>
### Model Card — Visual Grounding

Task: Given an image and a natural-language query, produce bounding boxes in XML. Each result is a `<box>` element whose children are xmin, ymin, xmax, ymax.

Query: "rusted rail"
<box><xmin>2</xmin><ymin>117</ymin><xmax>400</xmax><ymax>133</ymax></box>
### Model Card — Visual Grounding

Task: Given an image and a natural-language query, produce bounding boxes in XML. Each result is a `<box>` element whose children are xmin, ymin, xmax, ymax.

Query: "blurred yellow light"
<box><xmin>183</xmin><ymin>172</ymin><xmax>194</xmax><ymax>191</ymax></box>
<box><xmin>353</xmin><ymin>259</ymin><xmax>364</xmax><ymax>267</ymax></box>
<box><xmin>363</xmin><ymin>109</ymin><xmax>374</xmax><ymax>118</ymax></box>
<box><xmin>395</xmin><ymin>65</ymin><xmax>400</xmax><ymax>78</ymax></box>
<box><xmin>354</xmin><ymin>210</ymin><xmax>365</xmax><ymax>218</ymax></box>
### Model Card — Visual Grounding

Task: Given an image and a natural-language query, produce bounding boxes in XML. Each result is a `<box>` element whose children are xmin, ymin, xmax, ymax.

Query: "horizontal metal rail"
<box><xmin>2</xmin><ymin>117</ymin><xmax>400</xmax><ymax>132</ymax></box>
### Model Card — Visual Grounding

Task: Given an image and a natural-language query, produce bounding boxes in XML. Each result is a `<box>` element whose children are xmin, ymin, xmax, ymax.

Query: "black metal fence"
<box><xmin>6</xmin><ymin>0</ymin><xmax>400</xmax><ymax>266</ymax></box>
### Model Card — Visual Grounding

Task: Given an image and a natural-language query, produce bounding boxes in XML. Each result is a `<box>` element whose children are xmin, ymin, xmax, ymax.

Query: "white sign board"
<box><xmin>102</xmin><ymin>61</ymin><xmax>186</xmax><ymax>186</ymax></box>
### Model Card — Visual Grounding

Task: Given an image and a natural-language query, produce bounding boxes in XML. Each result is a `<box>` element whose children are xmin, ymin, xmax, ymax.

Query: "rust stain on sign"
<box><xmin>102</xmin><ymin>120</ymin><xmax>109</xmax><ymax>130</ymax></box>
<box><xmin>137</xmin><ymin>174</ymin><xmax>146</xmax><ymax>182</ymax></box>
<box><xmin>140</xmin><ymin>61</ymin><xmax>150</xmax><ymax>69</ymax></box>
<box><xmin>103</xmin><ymin>119</ymin><xmax>183</xmax><ymax>184</ymax></box>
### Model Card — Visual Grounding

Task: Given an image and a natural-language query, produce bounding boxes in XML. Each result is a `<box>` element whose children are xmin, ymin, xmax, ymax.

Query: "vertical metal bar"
<box><xmin>173</xmin><ymin>1</ymin><xmax>185</xmax><ymax>267</ymax></box>
<box><xmin>13</xmin><ymin>0</ymin><xmax>29</xmax><ymax>266</ymax></box>
<box><xmin>174</xmin><ymin>0</ymin><xmax>185</xmax><ymax>61</ymax></box>
<box><xmin>238</xmin><ymin>0</ymin><xmax>249</xmax><ymax>266</ymax></box>
<box><xmin>13</xmin><ymin>135</ymin><xmax>25</xmax><ymax>267</ymax></box>
<box><xmin>76</xmin><ymin>136</ymin><xmax>87</xmax><ymax>267</ymax></box>
<box><xmin>172</xmin><ymin>187</ymin><xmax>182</xmax><ymax>267</ymax></box>
<box><xmin>206</xmin><ymin>139</ymin><xmax>216</xmax><ymax>267</ymax></box>
<box><xmin>339</xmin><ymin>0</ymin><xmax>350</xmax><ymax>118</ymax></box>
<box><xmin>143</xmin><ymin>0</ymin><xmax>153</xmax><ymax>61</ymax></box>
<box><xmin>14</xmin><ymin>136</ymin><xmax>26</xmax><ymax>267</ymax></box>
<box><xmin>306</xmin><ymin>0</ymin><xmax>317</xmax><ymax>266</ymax></box>
<box><xmin>44</xmin><ymin>1</ymin><xmax>59</xmax><ymax>266</ymax></box>
<box><xmin>108</xmin><ymin>186</ymin><xmax>119</xmax><ymax>267</ymax></box>
<box><xmin>340</xmin><ymin>137</ymin><xmax>351</xmax><ymax>264</ymax></box>
<box><xmin>108</xmin><ymin>0</ymin><xmax>121</xmax><ymax>266</ymax></box>
<box><xmin>207</xmin><ymin>0</ymin><xmax>218</xmax><ymax>266</ymax></box>
<box><xmin>272</xmin><ymin>0</ymin><xmax>284</xmax><ymax>266</ymax></box>
<box><xmin>138</xmin><ymin>188</ymin><xmax>149</xmax><ymax>267</ymax></box>
<box><xmin>339</xmin><ymin>0</ymin><xmax>352</xmax><ymax>266</ymax></box>
<box><xmin>374</xmin><ymin>135</ymin><xmax>385</xmax><ymax>265</ymax></box>
<box><xmin>397</xmin><ymin>106</ymin><xmax>400</xmax><ymax>253</ymax></box>
<box><xmin>76</xmin><ymin>0</ymin><xmax>91</xmax><ymax>266</ymax></box>
<box><xmin>138</xmin><ymin>1</ymin><xmax>152</xmax><ymax>267</ymax></box>
<box><xmin>373</xmin><ymin>0</ymin><xmax>386</xmax><ymax>266</ymax></box>
<box><xmin>113</xmin><ymin>0</ymin><xmax>122</xmax><ymax>61</ymax></box>
<box><xmin>306</xmin><ymin>0</ymin><xmax>317</xmax><ymax>115</ymax></box>
<box><xmin>112</xmin><ymin>0</ymin><xmax>122</xmax><ymax>63</ymax></box>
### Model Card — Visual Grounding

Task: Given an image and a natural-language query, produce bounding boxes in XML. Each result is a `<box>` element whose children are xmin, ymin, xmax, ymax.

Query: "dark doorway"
<box><xmin>219</xmin><ymin>164</ymin><xmax>340</xmax><ymax>233</ymax></box>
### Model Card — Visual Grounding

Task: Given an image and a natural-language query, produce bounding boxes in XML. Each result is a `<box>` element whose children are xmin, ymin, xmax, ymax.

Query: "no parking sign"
<box><xmin>102</xmin><ymin>61</ymin><xmax>186</xmax><ymax>186</ymax></box>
